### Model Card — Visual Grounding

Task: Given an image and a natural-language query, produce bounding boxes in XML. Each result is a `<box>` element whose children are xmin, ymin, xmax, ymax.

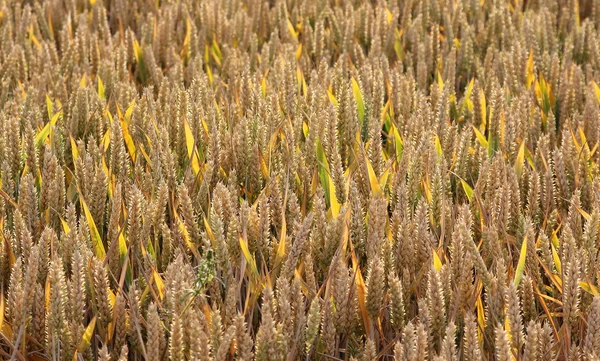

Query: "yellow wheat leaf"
<box><xmin>258</xmin><ymin>147</ymin><xmax>269</xmax><ymax>180</ymax></box>
<box><xmin>551</xmin><ymin>243</ymin><xmax>561</xmax><ymax>275</ymax></box>
<box><xmin>276</xmin><ymin>218</ymin><xmax>287</xmax><ymax>262</ymax></box>
<box><xmin>97</xmin><ymin>76</ymin><xmax>105</xmax><ymax>100</ymax></box>
<box><xmin>526</xmin><ymin>51</ymin><xmax>535</xmax><ymax>89</ymax></box>
<box><xmin>422</xmin><ymin>174</ymin><xmax>432</xmax><ymax>203</ymax></box>
<box><xmin>461</xmin><ymin>179</ymin><xmax>473</xmax><ymax>202</ymax></box>
<box><xmin>176</xmin><ymin>214</ymin><xmax>198</xmax><ymax>258</ymax></box>
<box><xmin>434</xmin><ymin>134</ymin><xmax>443</xmax><ymax>157</ymax></box>
<box><xmin>60</xmin><ymin>215</ymin><xmax>70</xmax><ymax>235</ymax></box>
<box><xmin>133</xmin><ymin>39</ymin><xmax>143</xmax><ymax>64</ymax></box>
<box><xmin>287</xmin><ymin>18</ymin><xmax>298</xmax><ymax>37</ymax></box>
<box><xmin>476</xmin><ymin>294</ymin><xmax>485</xmax><ymax>341</ymax></box>
<box><xmin>436</xmin><ymin>70</ymin><xmax>445</xmax><ymax>91</ymax></box>
<box><xmin>45</xmin><ymin>276</ymin><xmax>51</xmax><ymax>311</ymax></box>
<box><xmin>46</xmin><ymin>94</ymin><xmax>53</xmax><ymax>119</ymax></box>
<box><xmin>354</xmin><ymin>263</ymin><xmax>370</xmax><ymax>330</ymax></box>
<box><xmin>316</xmin><ymin>139</ymin><xmax>341</xmax><ymax>218</ymax></box>
<box><xmin>211</xmin><ymin>39</ymin><xmax>222</xmax><ymax>66</ymax></box>
<box><xmin>28</xmin><ymin>25</ymin><xmax>41</xmax><ymax>49</ymax></box>
<box><xmin>432</xmin><ymin>247</ymin><xmax>442</xmax><ymax>272</ymax></box>
<box><xmin>79</xmin><ymin>73</ymin><xmax>87</xmax><ymax>88</ymax></box>
<box><xmin>575</xmin><ymin>206</ymin><xmax>591</xmax><ymax>221</ymax></box>
<box><xmin>108</xmin><ymin>288</ymin><xmax>116</xmax><ymax>308</ymax></box>
<box><xmin>504</xmin><ymin>315</ymin><xmax>512</xmax><ymax>344</ymax></box>
<box><xmin>472</xmin><ymin>126</ymin><xmax>489</xmax><ymax>149</ymax></box>
<box><xmin>153</xmin><ymin>269</ymin><xmax>165</xmax><ymax>299</ymax></box>
<box><xmin>115</xmin><ymin>102</ymin><xmax>137</xmax><ymax>163</ymax></box>
<box><xmin>118</xmin><ymin>232</ymin><xmax>127</xmax><ymax>260</ymax></box>
<box><xmin>35</xmin><ymin>111</ymin><xmax>61</xmax><ymax>147</ymax></box>
<box><xmin>122</xmin><ymin>123</ymin><xmax>136</xmax><ymax>162</ymax></box>
<box><xmin>239</xmin><ymin>235</ymin><xmax>259</xmax><ymax>279</ymax></box>
<box><xmin>327</xmin><ymin>87</ymin><xmax>339</xmax><ymax>106</ymax></box>
<box><xmin>364</xmin><ymin>154</ymin><xmax>382</xmax><ymax>196</ymax></box>
<box><xmin>391</xmin><ymin>124</ymin><xmax>403</xmax><ymax>163</ymax></box>
<box><xmin>515</xmin><ymin>140</ymin><xmax>525</xmax><ymax>178</ymax></box>
<box><xmin>101</xmin><ymin>129</ymin><xmax>111</xmax><ymax>152</ymax></box>
<box><xmin>479</xmin><ymin>89</ymin><xmax>486</xmax><ymax>131</ymax></box>
<box><xmin>203</xmin><ymin>216</ymin><xmax>215</xmax><ymax>245</ymax></box>
<box><xmin>184</xmin><ymin>117</ymin><xmax>201</xmax><ymax>176</ymax></box>
<box><xmin>462</xmin><ymin>78</ymin><xmax>475</xmax><ymax>113</ymax></box>
<box><xmin>352</xmin><ymin>77</ymin><xmax>365</xmax><ymax>124</ymax></box>
<box><xmin>80</xmin><ymin>197</ymin><xmax>106</xmax><ymax>260</ymax></box>
<box><xmin>206</xmin><ymin>63</ymin><xmax>214</xmax><ymax>84</ymax></box>
<box><xmin>514</xmin><ymin>236</ymin><xmax>527</xmax><ymax>287</ymax></box>
<box><xmin>294</xmin><ymin>269</ymin><xmax>309</xmax><ymax>296</ymax></box>
<box><xmin>125</xmin><ymin>99</ymin><xmax>135</xmax><ymax>122</ymax></box>
<box><xmin>580</xmin><ymin>281</ymin><xmax>599</xmax><ymax>296</ymax></box>
<box><xmin>593</xmin><ymin>81</ymin><xmax>600</xmax><ymax>103</ymax></box>
<box><xmin>77</xmin><ymin>316</ymin><xmax>96</xmax><ymax>352</ymax></box>
<box><xmin>379</xmin><ymin>169</ymin><xmax>390</xmax><ymax>190</ymax></box>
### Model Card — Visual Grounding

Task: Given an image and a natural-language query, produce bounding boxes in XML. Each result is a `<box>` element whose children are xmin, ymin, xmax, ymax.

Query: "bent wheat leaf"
<box><xmin>184</xmin><ymin>117</ymin><xmax>201</xmax><ymax>176</ymax></box>
<box><xmin>461</xmin><ymin>179</ymin><xmax>474</xmax><ymax>202</ymax></box>
<box><xmin>579</xmin><ymin>281</ymin><xmax>599</xmax><ymax>296</ymax></box>
<box><xmin>98</xmin><ymin>76</ymin><xmax>105</xmax><ymax>100</ymax></box>
<box><xmin>240</xmin><ymin>235</ymin><xmax>259</xmax><ymax>280</ymax></box>
<box><xmin>364</xmin><ymin>153</ymin><xmax>382</xmax><ymax>196</ymax></box>
<box><xmin>276</xmin><ymin>217</ymin><xmax>286</xmax><ymax>262</ymax></box>
<box><xmin>316</xmin><ymin>139</ymin><xmax>341</xmax><ymax>217</ymax></box>
<box><xmin>432</xmin><ymin>247</ymin><xmax>442</xmax><ymax>272</ymax></box>
<box><xmin>479</xmin><ymin>89</ymin><xmax>486</xmax><ymax>130</ymax></box>
<box><xmin>514</xmin><ymin>236</ymin><xmax>527</xmax><ymax>287</ymax></box>
<box><xmin>77</xmin><ymin>316</ymin><xmax>96</xmax><ymax>352</ymax></box>
<box><xmin>46</xmin><ymin>94</ymin><xmax>53</xmax><ymax>119</ymax></box>
<box><xmin>473</xmin><ymin>126</ymin><xmax>489</xmax><ymax>149</ymax></box>
<box><xmin>153</xmin><ymin>269</ymin><xmax>165</xmax><ymax>299</ymax></box>
<box><xmin>593</xmin><ymin>81</ymin><xmax>600</xmax><ymax>103</ymax></box>
<box><xmin>515</xmin><ymin>141</ymin><xmax>525</xmax><ymax>178</ymax></box>
<box><xmin>434</xmin><ymin>134</ymin><xmax>443</xmax><ymax>157</ymax></box>
<box><xmin>35</xmin><ymin>111</ymin><xmax>61</xmax><ymax>147</ymax></box>
<box><xmin>352</xmin><ymin>77</ymin><xmax>365</xmax><ymax>124</ymax></box>
<box><xmin>80</xmin><ymin>197</ymin><xmax>106</xmax><ymax>260</ymax></box>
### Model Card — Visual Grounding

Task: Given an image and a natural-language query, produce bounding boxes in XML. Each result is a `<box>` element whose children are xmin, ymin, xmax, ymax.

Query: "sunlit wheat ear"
<box><xmin>389</xmin><ymin>273</ymin><xmax>405</xmax><ymax>332</ymax></box>
<box><xmin>168</xmin><ymin>313</ymin><xmax>184</xmax><ymax>361</ymax></box>
<box><xmin>145</xmin><ymin>302</ymin><xmax>163</xmax><ymax>361</ymax></box>
<box><xmin>584</xmin><ymin>297</ymin><xmax>600</xmax><ymax>358</ymax></box>
<box><xmin>98</xmin><ymin>344</ymin><xmax>110</xmax><ymax>361</ymax></box>
<box><xmin>523</xmin><ymin>321</ymin><xmax>541</xmax><ymax>361</ymax></box>
<box><xmin>8</xmin><ymin>258</ymin><xmax>24</xmax><ymax>339</ymax></box>
<box><xmin>365</xmin><ymin>253</ymin><xmax>385</xmax><ymax>320</ymax></box>
<box><xmin>46</xmin><ymin>258</ymin><xmax>71</xmax><ymax>359</ymax></box>
<box><xmin>235</xmin><ymin>314</ymin><xmax>254</xmax><ymax>361</ymax></box>
<box><xmin>463</xmin><ymin>313</ymin><xmax>482</xmax><ymax>361</ymax></box>
<box><xmin>91</xmin><ymin>257</ymin><xmax>112</xmax><ymax>328</ymax></box>
<box><xmin>506</xmin><ymin>283</ymin><xmax>525</xmax><ymax>352</ymax></box>
<box><xmin>112</xmin><ymin>293</ymin><xmax>127</xmax><ymax>357</ymax></box>
<box><xmin>495</xmin><ymin>323</ymin><xmax>513</xmax><ymax>361</ymax></box>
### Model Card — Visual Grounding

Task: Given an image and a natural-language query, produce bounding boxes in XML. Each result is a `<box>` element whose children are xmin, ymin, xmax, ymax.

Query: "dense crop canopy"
<box><xmin>0</xmin><ymin>0</ymin><xmax>599</xmax><ymax>360</ymax></box>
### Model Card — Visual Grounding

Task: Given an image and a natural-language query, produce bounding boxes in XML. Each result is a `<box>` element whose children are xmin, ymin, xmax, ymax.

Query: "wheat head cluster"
<box><xmin>0</xmin><ymin>0</ymin><xmax>600</xmax><ymax>360</ymax></box>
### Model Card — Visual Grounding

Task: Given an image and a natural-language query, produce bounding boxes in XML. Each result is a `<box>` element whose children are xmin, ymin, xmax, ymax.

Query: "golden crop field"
<box><xmin>0</xmin><ymin>0</ymin><xmax>599</xmax><ymax>360</ymax></box>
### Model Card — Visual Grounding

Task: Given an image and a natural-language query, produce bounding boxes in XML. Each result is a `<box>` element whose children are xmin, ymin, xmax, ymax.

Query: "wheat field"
<box><xmin>0</xmin><ymin>0</ymin><xmax>599</xmax><ymax>360</ymax></box>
